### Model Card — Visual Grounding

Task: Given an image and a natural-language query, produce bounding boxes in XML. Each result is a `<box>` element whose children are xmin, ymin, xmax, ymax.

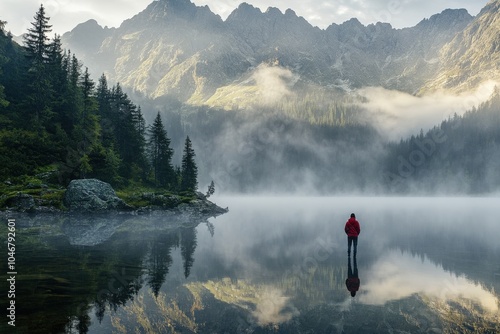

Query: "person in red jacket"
<box><xmin>344</xmin><ymin>213</ymin><xmax>360</xmax><ymax>256</ymax></box>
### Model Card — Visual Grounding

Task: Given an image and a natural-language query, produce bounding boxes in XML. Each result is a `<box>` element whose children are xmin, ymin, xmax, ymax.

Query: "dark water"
<box><xmin>2</xmin><ymin>197</ymin><xmax>500</xmax><ymax>333</ymax></box>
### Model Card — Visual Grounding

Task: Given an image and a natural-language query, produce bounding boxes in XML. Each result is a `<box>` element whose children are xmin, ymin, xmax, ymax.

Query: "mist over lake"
<box><xmin>3</xmin><ymin>196</ymin><xmax>499</xmax><ymax>333</ymax></box>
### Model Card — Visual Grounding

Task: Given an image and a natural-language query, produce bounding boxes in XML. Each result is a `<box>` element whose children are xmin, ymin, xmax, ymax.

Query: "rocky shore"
<box><xmin>1</xmin><ymin>179</ymin><xmax>228</xmax><ymax>220</ymax></box>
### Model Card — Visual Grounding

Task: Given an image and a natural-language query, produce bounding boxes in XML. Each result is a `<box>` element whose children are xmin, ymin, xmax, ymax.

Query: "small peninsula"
<box><xmin>1</xmin><ymin>178</ymin><xmax>228</xmax><ymax>221</ymax></box>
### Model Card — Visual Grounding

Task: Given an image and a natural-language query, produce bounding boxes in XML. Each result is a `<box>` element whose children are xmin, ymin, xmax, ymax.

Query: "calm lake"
<box><xmin>2</xmin><ymin>196</ymin><xmax>500</xmax><ymax>333</ymax></box>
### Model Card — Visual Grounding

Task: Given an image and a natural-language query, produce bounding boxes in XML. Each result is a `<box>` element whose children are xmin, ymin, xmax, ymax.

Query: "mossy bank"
<box><xmin>0</xmin><ymin>178</ymin><xmax>228</xmax><ymax>219</ymax></box>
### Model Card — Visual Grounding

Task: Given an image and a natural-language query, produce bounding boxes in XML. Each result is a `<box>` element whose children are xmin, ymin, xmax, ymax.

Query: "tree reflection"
<box><xmin>180</xmin><ymin>226</ymin><xmax>198</xmax><ymax>278</ymax></box>
<box><xmin>146</xmin><ymin>232</ymin><xmax>178</xmax><ymax>297</ymax></box>
<box><xmin>9</xmin><ymin>215</ymin><xmax>212</xmax><ymax>334</ymax></box>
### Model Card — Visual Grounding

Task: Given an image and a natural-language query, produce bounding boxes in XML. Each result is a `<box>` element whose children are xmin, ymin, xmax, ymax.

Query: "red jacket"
<box><xmin>345</xmin><ymin>217</ymin><xmax>360</xmax><ymax>237</ymax></box>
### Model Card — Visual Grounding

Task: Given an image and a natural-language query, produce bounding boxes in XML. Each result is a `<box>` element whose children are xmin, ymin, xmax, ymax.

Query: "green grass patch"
<box><xmin>116</xmin><ymin>186</ymin><xmax>191</xmax><ymax>209</ymax></box>
<box><xmin>0</xmin><ymin>174</ymin><xmax>66</xmax><ymax>210</ymax></box>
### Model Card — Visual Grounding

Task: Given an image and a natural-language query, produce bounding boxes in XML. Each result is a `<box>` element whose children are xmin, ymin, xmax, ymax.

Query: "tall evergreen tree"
<box><xmin>181</xmin><ymin>136</ymin><xmax>198</xmax><ymax>192</ymax></box>
<box><xmin>109</xmin><ymin>83</ymin><xmax>147</xmax><ymax>181</ymax></box>
<box><xmin>46</xmin><ymin>34</ymin><xmax>67</xmax><ymax>124</ymax></box>
<box><xmin>96</xmin><ymin>73</ymin><xmax>113</xmax><ymax>145</ymax></box>
<box><xmin>23</xmin><ymin>4</ymin><xmax>53</xmax><ymax>128</ymax></box>
<box><xmin>148</xmin><ymin>112</ymin><xmax>174</xmax><ymax>188</ymax></box>
<box><xmin>23</xmin><ymin>5</ymin><xmax>52</xmax><ymax>65</ymax></box>
<box><xmin>0</xmin><ymin>33</ymin><xmax>8</xmax><ymax>110</ymax></box>
<box><xmin>78</xmin><ymin>67</ymin><xmax>99</xmax><ymax>152</ymax></box>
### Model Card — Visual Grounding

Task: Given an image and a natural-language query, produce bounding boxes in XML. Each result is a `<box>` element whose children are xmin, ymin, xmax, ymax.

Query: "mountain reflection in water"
<box><xmin>1</xmin><ymin>197</ymin><xmax>499</xmax><ymax>333</ymax></box>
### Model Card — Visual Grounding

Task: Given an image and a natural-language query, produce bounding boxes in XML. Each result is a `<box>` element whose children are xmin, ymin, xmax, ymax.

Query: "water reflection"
<box><xmin>3</xmin><ymin>197</ymin><xmax>500</xmax><ymax>333</ymax></box>
<box><xmin>0</xmin><ymin>214</ymin><xmax>207</xmax><ymax>334</ymax></box>
<box><xmin>346</xmin><ymin>255</ymin><xmax>360</xmax><ymax>297</ymax></box>
<box><xmin>359</xmin><ymin>250</ymin><xmax>499</xmax><ymax>313</ymax></box>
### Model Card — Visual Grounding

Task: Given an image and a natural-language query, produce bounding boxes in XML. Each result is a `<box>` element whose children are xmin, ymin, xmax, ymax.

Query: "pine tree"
<box><xmin>148</xmin><ymin>112</ymin><xmax>174</xmax><ymax>188</ymax></box>
<box><xmin>79</xmin><ymin>67</ymin><xmax>99</xmax><ymax>153</ymax></box>
<box><xmin>0</xmin><ymin>33</ymin><xmax>8</xmax><ymax>110</ymax></box>
<box><xmin>23</xmin><ymin>4</ymin><xmax>53</xmax><ymax>128</ymax></box>
<box><xmin>106</xmin><ymin>83</ymin><xmax>145</xmax><ymax>181</ymax></box>
<box><xmin>0</xmin><ymin>26</ymin><xmax>9</xmax><ymax>110</ymax></box>
<box><xmin>205</xmin><ymin>180</ymin><xmax>215</xmax><ymax>198</ymax></box>
<box><xmin>46</xmin><ymin>34</ymin><xmax>67</xmax><ymax>124</ymax></box>
<box><xmin>96</xmin><ymin>74</ymin><xmax>113</xmax><ymax>146</ymax></box>
<box><xmin>23</xmin><ymin>5</ymin><xmax>52</xmax><ymax>65</ymax></box>
<box><xmin>181</xmin><ymin>136</ymin><xmax>198</xmax><ymax>192</ymax></box>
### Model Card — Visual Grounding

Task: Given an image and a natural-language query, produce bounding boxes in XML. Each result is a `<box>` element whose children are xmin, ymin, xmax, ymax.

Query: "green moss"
<box><xmin>39</xmin><ymin>190</ymin><xmax>66</xmax><ymax>210</ymax></box>
<box><xmin>1</xmin><ymin>174</ymin><xmax>196</xmax><ymax>211</ymax></box>
<box><xmin>0</xmin><ymin>175</ymin><xmax>66</xmax><ymax>210</ymax></box>
<box><xmin>116</xmin><ymin>187</ymin><xmax>192</xmax><ymax>209</ymax></box>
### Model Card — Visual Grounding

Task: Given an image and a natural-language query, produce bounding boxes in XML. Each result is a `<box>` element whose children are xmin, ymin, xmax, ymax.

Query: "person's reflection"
<box><xmin>346</xmin><ymin>255</ymin><xmax>360</xmax><ymax>297</ymax></box>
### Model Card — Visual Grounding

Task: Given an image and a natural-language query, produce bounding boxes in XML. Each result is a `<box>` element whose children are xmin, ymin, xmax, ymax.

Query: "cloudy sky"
<box><xmin>0</xmin><ymin>0</ymin><xmax>490</xmax><ymax>36</ymax></box>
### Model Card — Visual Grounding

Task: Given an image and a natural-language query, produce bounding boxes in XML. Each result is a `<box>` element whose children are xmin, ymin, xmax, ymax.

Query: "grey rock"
<box><xmin>62</xmin><ymin>215</ymin><xmax>125</xmax><ymax>246</ymax></box>
<box><xmin>6</xmin><ymin>193</ymin><xmax>35</xmax><ymax>212</ymax></box>
<box><xmin>63</xmin><ymin>179</ymin><xmax>132</xmax><ymax>212</ymax></box>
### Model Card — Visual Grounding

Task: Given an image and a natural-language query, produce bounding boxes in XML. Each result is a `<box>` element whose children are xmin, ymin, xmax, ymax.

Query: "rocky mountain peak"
<box><xmin>226</xmin><ymin>2</ymin><xmax>262</xmax><ymax>21</ymax></box>
<box><xmin>416</xmin><ymin>8</ymin><xmax>472</xmax><ymax>30</ymax></box>
<box><xmin>119</xmin><ymin>0</ymin><xmax>223</xmax><ymax>31</ymax></box>
<box><xmin>284</xmin><ymin>9</ymin><xmax>298</xmax><ymax>17</ymax></box>
<box><xmin>226</xmin><ymin>2</ymin><xmax>314</xmax><ymax>36</ymax></box>
<box><xmin>61</xmin><ymin>0</ymin><xmax>500</xmax><ymax>103</ymax></box>
<box><xmin>264</xmin><ymin>7</ymin><xmax>282</xmax><ymax>16</ymax></box>
<box><xmin>156</xmin><ymin>0</ymin><xmax>195</xmax><ymax>10</ymax></box>
<box><xmin>142</xmin><ymin>0</ymin><xmax>198</xmax><ymax>20</ymax></box>
<box><xmin>227</xmin><ymin>4</ymin><xmax>298</xmax><ymax>23</ymax></box>
<box><xmin>420</xmin><ymin>1</ymin><xmax>500</xmax><ymax>93</ymax></box>
<box><xmin>342</xmin><ymin>17</ymin><xmax>363</xmax><ymax>27</ymax></box>
<box><xmin>479</xmin><ymin>0</ymin><xmax>500</xmax><ymax>16</ymax></box>
<box><xmin>61</xmin><ymin>19</ymin><xmax>113</xmax><ymax>61</ymax></box>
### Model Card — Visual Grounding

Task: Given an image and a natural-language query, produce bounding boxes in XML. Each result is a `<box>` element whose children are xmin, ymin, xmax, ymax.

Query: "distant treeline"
<box><xmin>383</xmin><ymin>90</ymin><xmax>500</xmax><ymax>194</ymax></box>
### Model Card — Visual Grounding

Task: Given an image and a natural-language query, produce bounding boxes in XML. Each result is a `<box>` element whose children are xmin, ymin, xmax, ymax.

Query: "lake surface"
<box><xmin>2</xmin><ymin>196</ymin><xmax>500</xmax><ymax>333</ymax></box>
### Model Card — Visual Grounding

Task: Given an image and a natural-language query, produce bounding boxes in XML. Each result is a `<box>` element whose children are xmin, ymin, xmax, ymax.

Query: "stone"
<box><xmin>63</xmin><ymin>179</ymin><xmax>132</xmax><ymax>212</ymax></box>
<box><xmin>6</xmin><ymin>193</ymin><xmax>35</xmax><ymax>212</ymax></box>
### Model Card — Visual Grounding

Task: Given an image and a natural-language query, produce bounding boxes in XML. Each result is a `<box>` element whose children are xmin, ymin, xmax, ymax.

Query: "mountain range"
<box><xmin>61</xmin><ymin>0</ymin><xmax>499</xmax><ymax>109</ymax></box>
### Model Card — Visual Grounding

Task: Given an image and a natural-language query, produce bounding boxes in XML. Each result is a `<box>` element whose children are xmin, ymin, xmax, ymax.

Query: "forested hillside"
<box><xmin>383</xmin><ymin>90</ymin><xmax>500</xmax><ymax>194</ymax></box>
<box><xmin>0</xmin><ymin>6</ymin><xmax>197</xmax><ymax>197</ymax></box>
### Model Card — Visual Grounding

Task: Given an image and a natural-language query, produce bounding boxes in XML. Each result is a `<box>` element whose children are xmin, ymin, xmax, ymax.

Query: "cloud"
<box><xmin>356</xmin><ymin>81</ymin><xmax>498</xmax><ymax>140</ymax></box>
<box><xmin>0</xmin><ymin>0</ymin><xmax>39</xmax><ymax>36</ymax></box>
<box><xmin>251</xmin><ymin>65</ymin><xmax>297</xmax><ymax>105</ymax></box>
<box><xmin>252</xmin><ymin>287</ymin><xmax>299</xmax><ymax>325</ymax></box>
<box><xmin>359</xmin><ymin>250</ymin><xmax>499</xmax><ymax>313</ymax></box>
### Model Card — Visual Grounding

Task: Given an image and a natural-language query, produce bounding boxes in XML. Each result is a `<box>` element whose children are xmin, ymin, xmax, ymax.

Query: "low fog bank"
<box><xmin>189</xmin><ymin>102</ymin><xmax>500</xmax><ymax>196</ymax></box>
<box><xmin>356</xmin><ymin>81</ymin><xmax>499</xmax><ymax>141</ymax></box>
<box><xmin>137</xmin><ymin>72</ymin><xmax>500</xmax><ymax>196</ymax></box>
<box><xmin>191</xmin><ymin>112</ymin><xmax>388</xmax><ymax>195</ymax></box>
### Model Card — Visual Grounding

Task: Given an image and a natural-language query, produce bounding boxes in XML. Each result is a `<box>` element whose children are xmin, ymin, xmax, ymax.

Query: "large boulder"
<box><xmin>63</xmin><ymin>179</ymin><xmax>132</xmax><ymax>212</ymax></box>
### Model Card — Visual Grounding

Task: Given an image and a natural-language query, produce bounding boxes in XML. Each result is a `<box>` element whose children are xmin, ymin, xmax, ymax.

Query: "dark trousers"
<box><xmin>348</xmin><ymin>236</ymin><xmax>358</xmax><ymax>255</ymax></box>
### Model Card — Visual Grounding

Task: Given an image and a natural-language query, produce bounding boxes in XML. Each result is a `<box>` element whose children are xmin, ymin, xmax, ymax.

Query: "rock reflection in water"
<box><xmin>0</xmin><ymin>213</ymin><xmax>211</xmax><ymax>334</ymax></box>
